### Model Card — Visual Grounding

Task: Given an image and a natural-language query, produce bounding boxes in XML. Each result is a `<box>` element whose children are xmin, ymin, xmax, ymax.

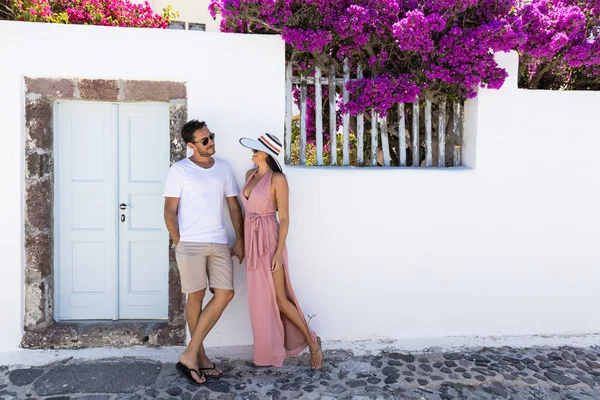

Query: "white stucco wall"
<box><xmin>0</xmin><ymin>22</ymin><xmax>599</xmax><ymax>354</ymax></box>
<box><xmin>284</xmin><ymin>52</ymin><xmax>600</xmax><ymax>343</ymax></box>
<box><xmin>0</xmin><ymin>21</ymin><xmax>283</xmax><ymax>352</ymax></box>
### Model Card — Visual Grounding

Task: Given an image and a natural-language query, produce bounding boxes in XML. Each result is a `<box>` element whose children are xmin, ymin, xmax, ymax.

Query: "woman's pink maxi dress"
<box><xmin>242</xmin><ymin>169</ymin><xmax>317</xmax><ymax>367</ymax></box>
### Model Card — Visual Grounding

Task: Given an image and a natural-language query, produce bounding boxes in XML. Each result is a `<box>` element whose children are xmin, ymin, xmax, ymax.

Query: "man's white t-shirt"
<box><xmin>163</xmin><ymin>158</ymin><xmax>239</xmax><ymax>244</ymax></box>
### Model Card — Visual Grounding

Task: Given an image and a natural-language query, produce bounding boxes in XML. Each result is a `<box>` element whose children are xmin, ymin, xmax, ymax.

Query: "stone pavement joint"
<box><xmin>1</xmin><ymin>346</ymin><xmax>600</xmax><ymax>399</ymax></box>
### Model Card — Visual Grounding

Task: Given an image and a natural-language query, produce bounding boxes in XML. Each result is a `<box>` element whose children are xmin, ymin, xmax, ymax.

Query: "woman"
<box><xmin>239</xmin><ymin>133</ymin><xmax>324</xmax><ymax>370</ymax></box>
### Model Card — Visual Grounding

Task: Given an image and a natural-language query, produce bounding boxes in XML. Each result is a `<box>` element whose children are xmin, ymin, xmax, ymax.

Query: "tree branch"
<box><xmin>0</xmin><ymin>0</ymin><xmax>15</xmax><ymax>20</ymax></box>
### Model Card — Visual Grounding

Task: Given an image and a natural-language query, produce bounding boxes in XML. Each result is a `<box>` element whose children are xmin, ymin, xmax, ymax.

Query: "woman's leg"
<box><xmin>272</xmin><ymin>266</ymin><xmax>323</xmax><ymax>369</ymax></box>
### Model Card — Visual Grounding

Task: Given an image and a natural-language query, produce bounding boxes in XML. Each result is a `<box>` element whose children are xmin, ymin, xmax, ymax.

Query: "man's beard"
<box><xmin>197</xmin><ymin>147</ymin><xmax>215</xmax><ymax>157</ymax></box>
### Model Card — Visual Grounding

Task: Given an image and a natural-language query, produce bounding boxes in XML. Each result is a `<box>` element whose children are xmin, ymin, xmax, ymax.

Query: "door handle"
<box><xmin>119</xmin><ymin>203</ymin><xmax>127</xmax><ymax>210</ymax></box>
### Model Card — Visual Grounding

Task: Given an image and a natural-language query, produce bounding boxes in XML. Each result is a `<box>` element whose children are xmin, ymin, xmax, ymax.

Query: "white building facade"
<box><xmin>0</xmin><ymin>21</ymin><xmax>599</xmax><ymax>353</ymax></box>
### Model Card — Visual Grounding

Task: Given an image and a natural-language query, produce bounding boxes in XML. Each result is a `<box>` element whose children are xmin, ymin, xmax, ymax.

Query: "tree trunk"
<box><xmin>530</xmin><ymin>62</ymin><xmax>555</xmax><ymax>89</ymax></box>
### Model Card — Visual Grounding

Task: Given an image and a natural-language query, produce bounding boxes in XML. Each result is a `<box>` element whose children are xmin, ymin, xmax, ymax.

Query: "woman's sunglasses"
<box><xmin>194</xmin><ymin>132</ymin><xmax>215</xmax><ymax>146</ymax></box>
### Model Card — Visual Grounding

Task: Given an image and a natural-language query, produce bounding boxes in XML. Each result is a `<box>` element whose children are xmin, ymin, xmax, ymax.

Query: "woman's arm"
<box><xmin>272</xmin><ymin>173</ymin><xmax>289</xmax><ymax>271</ymax></box>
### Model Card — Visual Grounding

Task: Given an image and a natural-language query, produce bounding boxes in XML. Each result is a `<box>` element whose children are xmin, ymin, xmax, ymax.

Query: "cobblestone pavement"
<box><xmin>2</xmin><ymin>346</ymin><xmax>600</xmax><ymax>399</ymax></box>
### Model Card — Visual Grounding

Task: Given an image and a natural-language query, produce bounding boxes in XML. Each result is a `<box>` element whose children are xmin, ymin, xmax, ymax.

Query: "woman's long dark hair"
<box><xmin>267</xmin><ymin>155</ymin><xmax>283</xmax><ymax>174</ymax></box>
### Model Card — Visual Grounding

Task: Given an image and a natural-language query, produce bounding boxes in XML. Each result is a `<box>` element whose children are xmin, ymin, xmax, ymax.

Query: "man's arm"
<box><xmin>164</xmin><ymin>197</ymin><xmax>180</xmax><ymax>246</ymax></box>
<box><xmin>226</xmin><ymin>196</ymin><xmax>244</xmax><ymax>263</ymax></box>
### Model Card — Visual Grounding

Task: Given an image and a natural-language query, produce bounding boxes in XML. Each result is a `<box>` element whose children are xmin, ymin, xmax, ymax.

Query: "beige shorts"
<box><xmin>175</xmin><ymin>242</ymin><xmax>234</xmax><ymax>293</ymax></box>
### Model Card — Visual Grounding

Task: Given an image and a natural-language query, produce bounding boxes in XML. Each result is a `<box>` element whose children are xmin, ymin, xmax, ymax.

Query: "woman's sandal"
<box><xmin>310</xmin><ymin>336</ymin><xmax>324</xmax><ymax>370</ymax></box>
<box><xmin>176</xmin><ymin>362</ymin><xmax>206</xmax><ymax>385</ymax></box>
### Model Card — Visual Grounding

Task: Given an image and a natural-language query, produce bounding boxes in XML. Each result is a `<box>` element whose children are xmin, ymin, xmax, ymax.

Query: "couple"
<box><xmin>163</xmin><ymin>120</ymin><xmax>324</xmax><ymax>385</ymax></box>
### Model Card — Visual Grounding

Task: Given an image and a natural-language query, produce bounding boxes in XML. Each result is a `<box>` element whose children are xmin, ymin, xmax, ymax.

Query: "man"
<box><xmin>164</xmin><ymin>120</ymin><xmax>244</xmax><ymax>385</ymax></box>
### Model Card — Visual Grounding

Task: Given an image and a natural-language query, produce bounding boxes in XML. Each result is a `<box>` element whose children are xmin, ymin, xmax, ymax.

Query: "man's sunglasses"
<box><xmin>194</xmin><ymin>132</ymin><xmax>215</xmax><ymax>146</ymax></box>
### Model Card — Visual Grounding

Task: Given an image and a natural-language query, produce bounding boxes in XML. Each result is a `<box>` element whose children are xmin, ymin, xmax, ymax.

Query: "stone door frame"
<box><xmin>22</xmin><ymin>77</ymin><xmax>188</xmax><ymax>349</ymax></box>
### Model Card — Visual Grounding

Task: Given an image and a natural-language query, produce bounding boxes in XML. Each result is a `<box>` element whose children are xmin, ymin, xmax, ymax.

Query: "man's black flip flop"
<box><xmin>201</xmin><ymin>362</ymin><xmax>223</xmax><ymax>378</ymax></box>
<box><xmin>176</xmin><ymin>362</ymin><xmax>206</xmax><ymax>385</ymax></box>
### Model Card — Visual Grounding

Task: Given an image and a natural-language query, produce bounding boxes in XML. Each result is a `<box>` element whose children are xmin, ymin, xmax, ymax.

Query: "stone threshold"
<box><xmin>20</xmin><ymin>321</ymin><xmax>185</xmax><ymax>350</ymax></box>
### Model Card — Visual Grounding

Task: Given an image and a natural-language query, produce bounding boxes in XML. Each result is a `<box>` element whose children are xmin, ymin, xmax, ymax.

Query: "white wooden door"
<box><xmin>118</xmin><ymin>104</ymin><xmax>170</xmax><ymax>319</ymax></box>
<box><xmin>57</xmin><ymin>102</ymin><xmax>119</xmax><ymax>320</ymax></box>
<box><xmin>56</xmin><ymin>101</ymin><xmax>169</xmax><ymax>320</ymax></box>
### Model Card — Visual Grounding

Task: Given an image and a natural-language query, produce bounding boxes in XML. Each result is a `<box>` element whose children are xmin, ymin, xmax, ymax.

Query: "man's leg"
<box><xmin>186</xmin><ymin>290</ymin><xmax>205</xmax><ymax>334</ymax></box>
<box><xmin>180</xmin><ymin>244</ymin><xmax>235</xmax><ymax>375</ymax></box>
<box><xmin>184</xmin><ymin>289</ymin><xmax>216</xmax><ymax>374</ymax></box>
<box><xmin>179</xmin><ymin>289</ymin><xmax>234</xmax><ymax>369</ymax></box>
<box><xmin>186</xmin><ymin>290</ymin><xmax>223</xmax><ymax>376</ymax></box>
<box><xmin>184</xmin><ymin>290</ymin><xmax>208</xmax><ymax>382</ymax></box>
<box><xmin>176</xmin><ymin>242</ymin><xmax>209</xmax><ymax>384</ymax></box>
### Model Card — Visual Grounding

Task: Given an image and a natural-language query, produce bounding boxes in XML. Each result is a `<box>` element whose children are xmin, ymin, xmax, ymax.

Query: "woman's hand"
<box><xmin>271</xmin><ymin>251</ymin><xmax>284</xmax><ymax>272</ymax></box>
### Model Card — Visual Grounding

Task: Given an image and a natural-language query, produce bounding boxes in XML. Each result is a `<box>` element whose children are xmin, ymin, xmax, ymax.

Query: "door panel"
<box><xmin>57</xmin><ymin>102</ymin><xmax>118</xmax><ymax>320</ymax></box>
<box><xmin>118</xmin><ymin>104</ymin><xmax>170</xmax><ymax>319</ymax></box>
